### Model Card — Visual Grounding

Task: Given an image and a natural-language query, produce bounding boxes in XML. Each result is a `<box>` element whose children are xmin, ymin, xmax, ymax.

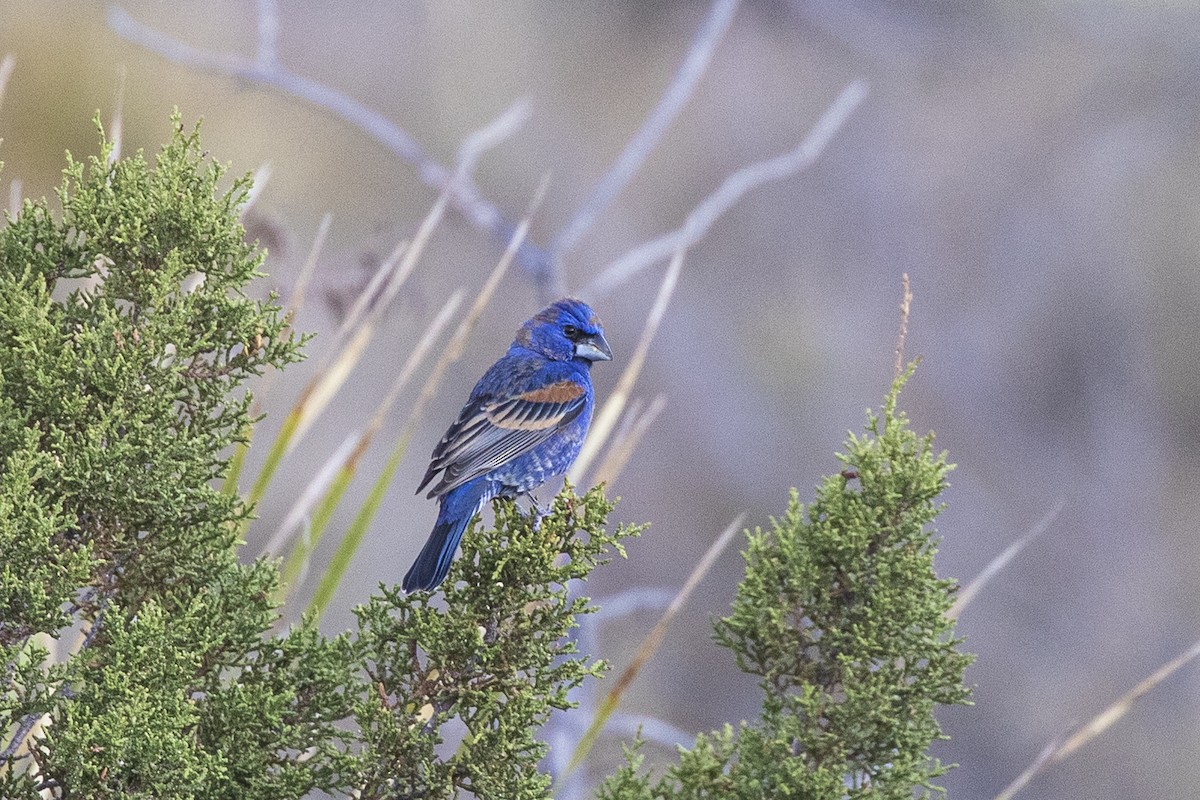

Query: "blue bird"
<box><xmin>402</xmin><ymin>298</ymin><xmax>612</xmax><ymax>593</ymax></box>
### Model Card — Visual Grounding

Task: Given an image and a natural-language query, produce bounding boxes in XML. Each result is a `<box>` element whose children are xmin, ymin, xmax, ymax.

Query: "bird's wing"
<box><xmin>417</xmin><ymin>378</ymin><xmax>588</xmax><ymax>497</ymax></box>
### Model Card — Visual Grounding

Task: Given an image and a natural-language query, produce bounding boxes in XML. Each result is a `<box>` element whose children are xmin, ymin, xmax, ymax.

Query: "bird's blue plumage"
<box><xmin>403</xmin><ymin>298</ymin><xmax>612</xmax><ymax>592</ymax></box>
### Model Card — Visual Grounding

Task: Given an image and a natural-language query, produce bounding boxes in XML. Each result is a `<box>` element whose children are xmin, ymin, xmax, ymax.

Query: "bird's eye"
<box><xmin>563</xmin><ymin>324</ymin><xmax>580</xmax><ymax>340</ymax></box>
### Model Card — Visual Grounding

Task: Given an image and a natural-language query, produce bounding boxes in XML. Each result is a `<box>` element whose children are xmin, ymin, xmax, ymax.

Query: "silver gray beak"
<box><xmin>575</xmin><ymin>332</ymin><xmax>612</xmax><ymax>362</ymax></box>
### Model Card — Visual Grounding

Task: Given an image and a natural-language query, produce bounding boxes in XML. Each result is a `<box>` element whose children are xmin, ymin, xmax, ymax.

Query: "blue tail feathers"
<box><xmin>401</xmin><ymin>512</ymin><xmax>472</xmax><ymax>592</ymax></box>
<box><xmin>403</xmin><ymin>481</ymin><xmax>487</xmax><ymax>593</ymax></box>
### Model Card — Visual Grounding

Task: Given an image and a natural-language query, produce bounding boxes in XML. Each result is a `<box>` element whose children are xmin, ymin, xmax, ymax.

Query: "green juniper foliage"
<box><xmin>598</xmin><ymin>368</ymin><xmax>972</xmax><ymax>800</ymax></box>
<box><xmin>0</xmin><ymin>117</ymin><xmax>354</xmax><ymax>799</ymax></box>
<box><xmin>352</xmin><ymin>487</ymin><xmax>642</xmax><ymax>799</ymax></box>
<box><xmin>0</xmin><ymin>117</ymin><xmax>645</xmax><ymax>800</ymax></box>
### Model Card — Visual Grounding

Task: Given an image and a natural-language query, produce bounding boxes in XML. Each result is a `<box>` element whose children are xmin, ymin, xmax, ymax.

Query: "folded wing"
<box><xmin>418</xmin><ymin>379</ymin><xmax>588</xmax><ymax>498</ymax></box>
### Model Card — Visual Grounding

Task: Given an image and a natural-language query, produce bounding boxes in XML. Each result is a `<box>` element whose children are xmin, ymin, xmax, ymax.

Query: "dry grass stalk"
<box><xmin>263</xmin><ymin>291</ymin><xmax>463</xmax><ymax>560</ymax></box>
<box><xmin>591</xmin><ymin>393</ymin><xmax>668</xmax><ymax>488</ymax></box>
<box><xmin>948</xmin><ymin>499</ymin><xmax>1064</xmax><ymax>621</ymax></box>
<box><xmin>569</xmin><ymin>247</ymin><xmax>684</xmax><ymax>485</ymax></box>
<box><xmin>562</xmin><ymin>513</ymin><xmax>746</xmax><ymax>778</ymax></box>
<box><xmin>994</xmin><ymin>636</ymin><xmax>1200</xmax><ymax>799</ymax></box>
<box><xmin>893</xmin><ymin>272</ymin><xmax>912</xmax><ymax>380</ymax></box>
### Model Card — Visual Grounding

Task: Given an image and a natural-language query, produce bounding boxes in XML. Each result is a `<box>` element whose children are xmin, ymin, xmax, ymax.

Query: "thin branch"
<box><xmin>105</xmin><ymin>5</ymin><xmax>557</xmax><ymax>289</ymax></box>
<box><xmin>0</xmin><ymin>710</ymin><xmax>40</xmax><ymax>765</ymax></box>
<box><xmin>582</xmin><ymin>79</ymin><xmax>869</xmax><ymax>299</ymax></box>
<box><xmin>0</xmin><ymin>608</ymin><xmax>107</xmax><ymax>766</ymax></box>
<box><xmin>893</xmin><ymin>272</ymin><xmax>912</xmax><ymax>380</ymax></box>
<box><xmin>454</xmin><ymin>101</ymin><xmax>532</xmax><ymax>174</ymax></box>
<box><xmin>551</xmin><ymin>0</ymin><xmax>740</xmax><ymax>261</ymax></box>
<box><xmin>109</xmin><ymin>5</ymin><xmax>864</xmax><ymax>309</ymax></box>
<box><xmin>104</xmin><ymin>5</ymin><xmax>436</xmax><ymax>201</ymax></box>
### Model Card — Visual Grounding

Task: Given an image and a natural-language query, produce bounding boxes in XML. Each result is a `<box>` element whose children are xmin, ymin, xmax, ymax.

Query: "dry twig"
<box><xmin>582</xmin><ymin>80</ymin><xmax>868</xmax><ymax>299</ymax></box>
<box><xmin>106</xmin><ymin>4</ymin><xmax>555</xmax><ymax>289</ymax></box>
<box><xmin>561</xmin><ymin>514</ymin><xmax>746</xmax><ymax>778</ymax></box>
<box><xmin>550</xmin><ymin>0</ymin><xmax>740</xmax><ymax>262</ymax></box>
<box><xmin>893</xmin><ymin>272</ymin><xmax>912</xmax><ymax>380</ymax></box>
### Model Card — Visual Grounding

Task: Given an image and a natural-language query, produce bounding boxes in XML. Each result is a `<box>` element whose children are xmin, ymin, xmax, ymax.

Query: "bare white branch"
<box><xmin>552</xmin><ymin>0</ymin><xmax>740</xmax><ymax>259</ymax></box>
<box><xmin>105</xmin><ymin>5</ymin><xmax>555</xmax><ymax>286</ymax></box>
<box><xmin>582</xmin><ymin>79</ymin><xmax>869</xmax><ymax>299</ymax></box>
<box><xmin>455</xmin><ymin>100</ymin><xmax>532</xmax><ymax>176</ymax></box>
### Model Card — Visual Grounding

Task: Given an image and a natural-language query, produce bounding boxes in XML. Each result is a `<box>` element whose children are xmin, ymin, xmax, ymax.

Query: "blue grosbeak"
<box><xmin>402</xmin><ymin>298</ymin><xmax>612</xmax><ymax>592</ymax></box>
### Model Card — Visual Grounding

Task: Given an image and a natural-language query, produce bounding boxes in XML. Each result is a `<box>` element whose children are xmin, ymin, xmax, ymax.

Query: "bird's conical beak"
<box><xmin>575</xmin><ymin>332</ymin><xmax>612</xmax><ymax>362</ymax></box>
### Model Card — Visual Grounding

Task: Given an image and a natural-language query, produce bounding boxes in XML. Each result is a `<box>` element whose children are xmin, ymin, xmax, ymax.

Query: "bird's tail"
<box><xmin>403</xmin><ymin>482</ymin><xmax>487</xmax><ymax>593</ymax></box>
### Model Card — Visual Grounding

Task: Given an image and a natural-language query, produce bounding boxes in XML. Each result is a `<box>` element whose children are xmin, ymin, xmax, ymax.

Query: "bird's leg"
<box><xmin>523</xmin><ymin>491</ymin><xmax>549</xmax><ymax>530</ymax></box>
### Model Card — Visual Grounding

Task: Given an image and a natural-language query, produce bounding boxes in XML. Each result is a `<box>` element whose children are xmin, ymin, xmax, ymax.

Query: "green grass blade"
<box><xmin>308</xmin><ymin>428</ymin><xmax>412</xmax><ymax>620</ymax></box>
<box><xmin>223</xmin><ymin>425</ymin><xmax>253</xmax><ymax>497</ymax></box>
<box><xmin>247</xmin><ymin>404</ymin><xmax>302</xmax><ymax>511</ymax></box>
<box><xmin>277</xmin><ymin>459</ymin><xmax>359</xmax><ymax>601</ymax></box>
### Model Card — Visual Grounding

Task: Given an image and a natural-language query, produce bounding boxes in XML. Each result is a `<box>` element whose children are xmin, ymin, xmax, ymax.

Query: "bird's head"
<box><xmin>516</xmin><ymin>298</ymin><xmax>613</xmax><ymax>364</ymax></box>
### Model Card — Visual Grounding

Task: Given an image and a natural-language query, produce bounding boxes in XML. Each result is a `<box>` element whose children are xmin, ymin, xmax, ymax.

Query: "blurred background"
<box><xmin>3</xmin><ymin>1</ymin><xmax>1198</xmax><ymax>797</ymax></box>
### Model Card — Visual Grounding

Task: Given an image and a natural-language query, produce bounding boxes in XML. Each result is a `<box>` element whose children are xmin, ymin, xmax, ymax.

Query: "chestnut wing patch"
<box><xmin>487</xmin><ymin>381</ymin><xmax>586</xmax><ymax>429</ymax></box>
